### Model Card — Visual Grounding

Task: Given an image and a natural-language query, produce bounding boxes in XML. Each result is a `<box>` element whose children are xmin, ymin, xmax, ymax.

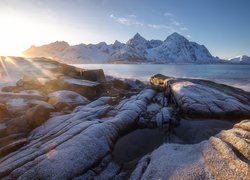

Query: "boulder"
<box><xmin>0</xmin><ymin>92</ymin><xmax>48</xmax><ymax>117</ymax></box>
<box><xmin>25</xmin><ymin>105</ymin><xmax>53</xmax><ymax>129</ymax></box>
<box><xmin>112</xmin><ymin>79</ymin><xmax>132</xmax><ymax>90</ymax></box>
<box><xmin>5</xmin><ymin>98</ymin><xmax>30</xmax><ymax>116</ymax></box>
<box><xmin>0</xmin><ymin>116</ymin><xmax>30</xmax><ymax>136</ymax></box>
<box><xmin>79</xmin><ymin>69</ymin><xmax>106</xmax><ymax>83</ymax></box>
<box><xmin>58</xmin><ymin>77</ymin><xmax>103</xmax><ymax>99</ymax></box>
<box><xmin>48</xmin><ymin>90</ymin><xmax>90</xmax><ymax>110</ymax></box>
<box><xmin>150</xmin><ymin>74</ymin><xmax>250</xmax><ymax>119</ymax></box>
<box><xmin>0</xmin><ymin>92</ymin><xmax>46</xmax><ymax>101</ymax></box>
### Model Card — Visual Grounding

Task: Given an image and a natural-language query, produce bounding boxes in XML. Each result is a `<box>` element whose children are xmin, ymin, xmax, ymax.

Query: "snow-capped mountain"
<box><xmin>147</xmin><ymin>32</ymin><xmax>215</xmax><ymax>63</ymax></box>
<box><xmin>228</xmin><ymin>55</ymin><xmax>250</xmax><ymax>64</ymax></box>
<box><xmin>23</xmin><ymin>32</ymin><xmax>219</xmax><ymax>64</ymax></box>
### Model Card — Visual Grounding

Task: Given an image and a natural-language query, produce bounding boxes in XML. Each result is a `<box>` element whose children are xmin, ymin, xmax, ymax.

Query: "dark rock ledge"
<box><xmin>0</xmin><ymin>57</ymin><xmax>249</xmax><ymax>179</ymax></box>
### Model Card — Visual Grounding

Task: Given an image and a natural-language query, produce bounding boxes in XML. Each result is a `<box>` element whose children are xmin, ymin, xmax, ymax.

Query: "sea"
<box><xmin>73</xmin><ymin>64</ymin><xmax>250</xmax><ymax>92</ymax></box>
<box><xmin>1</xmin><ymin>62</ymin><xmax>249</xmax><ymax>92</ymax></box>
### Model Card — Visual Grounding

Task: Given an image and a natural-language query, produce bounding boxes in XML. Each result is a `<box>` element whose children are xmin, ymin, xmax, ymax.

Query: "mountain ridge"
<box><xmin>23</xmin><ymin>33</ymin><xmax>248</xmax><ymax>64</ymax></box>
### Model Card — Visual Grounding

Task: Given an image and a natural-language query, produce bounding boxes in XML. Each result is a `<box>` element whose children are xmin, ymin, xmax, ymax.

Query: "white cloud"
<box><xmin>172</xmin><ymin>20</ymin><xmax>181</xmax><ymax>26</ymax></box>
<box><xmin>180</xmin><ymin>27</ymin><xmax>188</xmax><ymax>31</ymax></box>
<box><xmin>127</xmin><ymin>14</ymin><xmax>136</xmax><ymax>18</ymax></box>
<box><xmin>147</xmin><ymin>24</ymin><xmax>171</xmax><ymax>30</ymax></box>
<box><xmin>164</xmin><ymin>12</ymin><xmax>176</xmax><ymax>18</ymax></box>
<box><xmin>187</xmin><ymin>35</ymin><xmax>192</xmax><ymax>39</ymax></box>
<box><xmin>110</xmin><ymin>14</ymin><xmax>143</xmax><ymax>26</ymax></box>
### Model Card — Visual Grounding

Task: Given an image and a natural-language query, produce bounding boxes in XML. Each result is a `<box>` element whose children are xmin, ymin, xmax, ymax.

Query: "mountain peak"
<box><xmin>126</xmin><ymin>33</ymin><xmax>147</xmax><ymax>47</ymax></box>
<box><xmin>165</xmin><ymin>32</ymin><xmax>188</xmax><ymax>42</ymax></box>
<box><xmin>134</xmin><ymin>32</ymin><xmax>142</xmax><ymax>38</ymax></box>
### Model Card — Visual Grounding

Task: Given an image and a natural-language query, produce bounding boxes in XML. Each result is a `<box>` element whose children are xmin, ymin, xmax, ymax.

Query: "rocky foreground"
<box><xmin>0</xmin><ymin>57</ymin><xmax>249</xmax><ymax>179</ymax></box>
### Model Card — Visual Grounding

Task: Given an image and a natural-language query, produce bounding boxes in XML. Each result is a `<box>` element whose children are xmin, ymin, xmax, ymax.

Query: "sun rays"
<box><xmin>0</xmin><ymin>56</ymin><xmax>57</xmax><ymax>87</ymax></box>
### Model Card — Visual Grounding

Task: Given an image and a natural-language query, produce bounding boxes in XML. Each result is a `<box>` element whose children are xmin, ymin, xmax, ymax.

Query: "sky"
<box><xmin>0</xmin><ymin>0</ymin><xmax>249</xmax><ymax>58</ymax></box>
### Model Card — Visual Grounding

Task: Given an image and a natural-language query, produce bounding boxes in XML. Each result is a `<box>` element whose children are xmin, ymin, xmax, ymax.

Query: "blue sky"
<box><xmin>0</xmin><ymin>0</ymin><xmax>249</xmax><ymax>57</ymax></box>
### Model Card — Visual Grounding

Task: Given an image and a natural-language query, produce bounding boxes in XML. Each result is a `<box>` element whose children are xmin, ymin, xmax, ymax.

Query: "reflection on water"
<box><xmin>73</xmin><ymin>64</ymin><xmax>250</xmax><ymax>92</ymax></box>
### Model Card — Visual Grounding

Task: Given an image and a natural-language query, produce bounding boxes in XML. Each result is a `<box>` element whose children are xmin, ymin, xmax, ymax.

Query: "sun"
<box><xmin>0</xmin><ymin>15</ymin><xmax>27</xmax><ymax>56</ymax></box>
<box><xmin>0</xmin><ymin>12</ymin><xmax>48</xmax><ymax>57</ymax></box>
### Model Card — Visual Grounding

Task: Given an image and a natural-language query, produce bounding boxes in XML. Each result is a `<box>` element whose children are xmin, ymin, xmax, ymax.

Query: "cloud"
<box><xmin>172</xmin><ymin>20</ymin><xmax>181</xmax><ymax>26</ymax></box>
<box><xmin>147</xmin><ymin>24</ymin><xmax>171</xmax><ymax>30</ymax></box>
<box><xmin>164</xmin><ymin>12</ymin><xmax>176</xmax><ymax>18</ymax></box>
<box><xmin>163</xmin><ymin>12</ymin><xmax>189</xmax><ymax>34</ymax></box>
<box><xmin>110</xmin><ymin>14</ymin><xmax>143</xmax><ymax>26</ymax></box>
<box><xmin>127</xmin><ymin>14</ymin><xmax>136</xmax><ymax>18</ymax></box>
<box><xmin>187</xmin><ymin>35</ymin><xmax>192</xmax><ymax>39</ymax></box>
<box><xmin>180</xmin><ymin>27</ymin><xmax>188</xmax><ymax>31</ymax></box>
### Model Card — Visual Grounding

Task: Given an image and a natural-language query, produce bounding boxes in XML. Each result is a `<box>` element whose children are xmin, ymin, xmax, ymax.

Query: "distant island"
<box><xmin>23</xmin><ymin>32</ymin><xmax>250</xmax><ymax>64</ymax></box>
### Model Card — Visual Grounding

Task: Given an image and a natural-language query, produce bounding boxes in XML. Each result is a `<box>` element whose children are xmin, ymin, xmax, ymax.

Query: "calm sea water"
<box><xmin>73</xmin><ymin>64</ymin><xmax>250</xmax><ymax>92</ymax></box>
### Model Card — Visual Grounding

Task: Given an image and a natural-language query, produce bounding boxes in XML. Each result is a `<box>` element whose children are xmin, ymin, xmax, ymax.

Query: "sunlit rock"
<box><xmin>25</xmin><ymin>105</ymin><xmax>53</xmax><ymax>129</ymax></box>
<box><xmin>48</xmin><ymin>90</ymin><xmax>90</xmax><ymax>110</ymax></box>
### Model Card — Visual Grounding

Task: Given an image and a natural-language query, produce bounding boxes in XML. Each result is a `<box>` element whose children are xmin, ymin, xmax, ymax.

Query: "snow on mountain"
<box><xmin>23</xmin><ymin>32</ymin><xmax>219</xmax><ymax>64</ymax></box>
<box><xmin>228</xmin><ymin>55</ymin><xmax>250</xmax><ymax>64</ymax></box>
<box><xmin>24</xmin><ymin>41</ymin><xmax>69</xmax><ymax>58</ymax></box>
<box><xmin>147</xmin><ymin>33</ymin><xmax>215</xmax><ymax>63</ymax></box>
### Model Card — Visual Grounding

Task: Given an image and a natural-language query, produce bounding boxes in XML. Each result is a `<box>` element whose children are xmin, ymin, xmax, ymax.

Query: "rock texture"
<box><xmin>48</xmin><ymin>90</ymin><xmax>90</xmax><ymax>110</ymax></box>
<box><xmin>130</xmin><ymin>120</ymin><xmax>250</xmax><ymax>180</ymax></box>
<box><xmin>0</xmin><ymin>89</ymin><xmax>156</xmax><ymax>179</ymax></box>
<box><xmin>1</xmin><ymin>57</ymin><xmax>250</xmax><ymax>180</ymax></box>
<box><xmin>150</xmin><ymin>74</ymin><xmax>250</xmax><ymax>119</ymax></box>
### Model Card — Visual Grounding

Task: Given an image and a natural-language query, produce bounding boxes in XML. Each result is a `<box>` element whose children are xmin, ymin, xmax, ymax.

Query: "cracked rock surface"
<box><xmin>0</xmin><ymin>89</ymin><xmax>156</xmax><ymax>179</ymax></box>
<box><xmin>130</xmin><ymin>120</ymin><xmax>250</xmax><ymax>180</ymax></box>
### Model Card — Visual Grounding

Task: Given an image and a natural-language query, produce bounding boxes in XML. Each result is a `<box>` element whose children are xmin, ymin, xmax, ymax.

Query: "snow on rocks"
<box><xmin>150</xmin><ymin>74</ymin><xmax>250</xmax><ymax>119</ymax></box>
<box><xmin>0</xmin><ymin>88</ymin><xmax>156</xmax><ymax>179</ymax></box>
<box><xmin>138</xmin><ymin>91</ymin><xmax>177</xmax><ymax>129</ymax></box>
<box><xmin>130</xmin><ymin>120</ymin><xmax>250</xmax><ymax>180</ymax></box>
<box><xmin>48</xmin><ymin>90</ymin><xmax>90</xmax><ymax>110</ymax></box>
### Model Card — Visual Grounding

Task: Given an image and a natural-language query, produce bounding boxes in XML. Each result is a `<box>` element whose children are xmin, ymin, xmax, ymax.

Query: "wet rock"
<box><xmin>0</xmin><ymin>104</ymin><xmax>9</xmax><ymax>119</ymax></box>
<box><xmin>25</xmin><ymin>105</ymin><xmax>53</xmax><ymax>129</ymax></box>
<box><xmin>175</xmin><ymin>119</ymin><xmax>234</xmax><ymax>144</ymax></box>
<box><xmin>0</xmin><ymin>138</ymin><xmax>28</xmax><ymax>158</ymax></box>
<box><xmin>111</xmin><ymin>79</ymin><xmax>132</xmax><ymax>90</ymax></box>
<box><xmin>0</xmin><ymin>92</ymin><xmax>46</xmax><ymax>101</ymax></box>
<box><xmin>0</xmin><ymin>116</ymin><xmax>30</xmax><ymax>136</ymax></box>
<box><xmin>130</xmin><ymin>120</ymin><xmax>250</xmax><ymax>180</ymax></box>
<box><xmin>59</xmin><ymin>77</ymin><xmax>103</xmax><ymax>99</ymax></box>
<box><xmin>78</xmin><ymin>69</ymin><xmax>106</xmax><ymax>83</ymax></box>
<box><xmin>48</xmin><ymin>90</ymin><xmax>90</xmax><ymax>110</ymax></box>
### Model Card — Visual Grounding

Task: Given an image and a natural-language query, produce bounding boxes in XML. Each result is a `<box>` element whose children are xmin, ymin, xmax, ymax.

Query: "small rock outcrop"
<box><xmin>150</xmin><ymin>74</ymin><xmax>250</xmax><ymax>119</ymax></box>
